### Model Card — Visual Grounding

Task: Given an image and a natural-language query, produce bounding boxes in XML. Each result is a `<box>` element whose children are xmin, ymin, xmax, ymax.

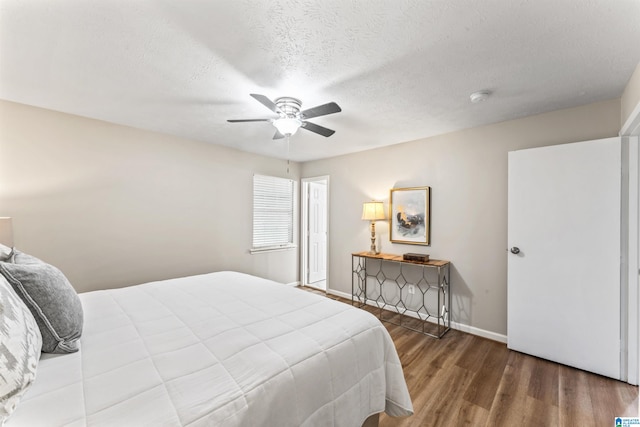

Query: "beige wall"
<box><xmin>0</xmin><ymin>95</ymin><xmax>626</xmax><ymax>337</ymax></box>
<box><xmin>0</xmin><ymin>100</ymin><xmax>300</xmax><ymax>293</ymax></box>
<box><xmin>301</xmin><ymin>99</ymin><xmax>621</xmax><ymax>337</ymax></box>
<box><xmin>622</xmin><ymin>63</ymin><xmax>640</xmax><ymax>128</ymax></box>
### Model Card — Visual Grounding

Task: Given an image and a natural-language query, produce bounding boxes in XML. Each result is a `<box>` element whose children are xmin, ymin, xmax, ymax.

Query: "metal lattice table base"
<box><xmin>352</xmin><ymin>252</ymin><xmax>451</xmax><ymax>338</ymax></box>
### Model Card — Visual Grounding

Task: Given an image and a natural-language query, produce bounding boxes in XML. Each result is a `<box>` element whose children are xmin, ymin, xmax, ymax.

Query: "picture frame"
<box><xmin>389</xmin><ymin>186</ymin><xmax>431</xmax><ymax>245</ymax></box>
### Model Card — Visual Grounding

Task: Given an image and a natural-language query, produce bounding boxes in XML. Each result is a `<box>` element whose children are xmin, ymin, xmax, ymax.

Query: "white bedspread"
<box><xmin>8</xmin><ymin>271</ymin><xmax>413</xmax><ymax>426</ymax></box>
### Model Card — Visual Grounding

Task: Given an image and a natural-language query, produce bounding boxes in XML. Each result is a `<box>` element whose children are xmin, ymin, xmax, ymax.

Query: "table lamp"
<box><xmin>0</xmin><ymin>217</ymin><xmax>13</xmax><ymax>247</ymax></box>
<box><xmin>362</xmin><ymin>201</ymin><xmax>386</xmax><ymax>254</ymax></box>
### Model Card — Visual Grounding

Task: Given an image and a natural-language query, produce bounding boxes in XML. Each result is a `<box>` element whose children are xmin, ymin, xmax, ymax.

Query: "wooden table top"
<box><xmin>352</xmin><ymin>251</ymin><xmax>450</xmax><ymax>266</ymax></box>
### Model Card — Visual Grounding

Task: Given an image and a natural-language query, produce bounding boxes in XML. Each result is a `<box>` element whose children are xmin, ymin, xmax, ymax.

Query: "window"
<box><xmin>252</xmin><ymin>174</ymin><xmax>296</xmax><ymax>252</ymax></box>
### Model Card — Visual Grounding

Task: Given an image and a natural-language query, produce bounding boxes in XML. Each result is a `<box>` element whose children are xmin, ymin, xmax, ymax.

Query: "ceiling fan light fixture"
<box><xmin>273</xmin><ymin>117</ymin><xmax>302</xmax><ymax>136</ymax></box>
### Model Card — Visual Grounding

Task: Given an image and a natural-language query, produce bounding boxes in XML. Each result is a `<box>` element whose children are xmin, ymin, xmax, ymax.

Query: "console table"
<box><xmin>351</xmin><ymin>252</ymin><xmax>451</xmax><ymax>338</ymax></box>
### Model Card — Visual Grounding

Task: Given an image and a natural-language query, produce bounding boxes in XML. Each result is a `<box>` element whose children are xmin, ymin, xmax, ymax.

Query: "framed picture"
<box><xmin>389</xmin><ymin>186</ymin><xmax>431</xmax><ymax>245</ymax></box>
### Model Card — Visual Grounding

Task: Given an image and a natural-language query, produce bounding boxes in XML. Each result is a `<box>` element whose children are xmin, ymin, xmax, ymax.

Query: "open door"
<box><xmin>307</xmin><ymin>181</ymin><xmax>327</xmax><ymax>285</ymax></box>
<box><xmin>301</xmin><ymin>176</ymin><xmax>329</xmax><ymax>291</ymax></box>
<box><xmin>508</xmin><ymin>137</ymin><xmax>622</xmax><ymax>380</ymax></box>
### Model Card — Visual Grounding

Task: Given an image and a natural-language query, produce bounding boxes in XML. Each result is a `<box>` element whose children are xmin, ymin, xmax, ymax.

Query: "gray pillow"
<box><xmin>0</xmin><ymin>274</ymin><xmax>42</xmax><ymax>423</ymax></box>
<box><xmin>0</xmin><ymin>259</ymin><xmax>83</xmax><ymax>354</ymax></box>
<box><xmin>11</xmin><ymin>249</ymin><xmax>43</xmax><ymax>265</ymax></box>
<box><xmin>0</xmin><ymin>244</ymin><xmax>12</xmax><ymax>262</ymax></box>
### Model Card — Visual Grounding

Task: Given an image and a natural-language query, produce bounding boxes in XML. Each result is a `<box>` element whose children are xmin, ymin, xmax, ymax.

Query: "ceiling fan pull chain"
<box><xmin>287</xmin><ymin>135</ymin><xmax>291</xmax><ymax>175</ymax></box>
<box><xmin>286</xmin><ymin>134</ymin><xmax>290</xmax><ymax>174</ymax></box>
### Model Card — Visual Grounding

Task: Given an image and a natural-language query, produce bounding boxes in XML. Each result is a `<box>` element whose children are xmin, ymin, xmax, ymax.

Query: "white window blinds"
<box><xmin>252</xmin><ymin>174</ymin><xmax>295</xmax><ymax>250</ymax></box>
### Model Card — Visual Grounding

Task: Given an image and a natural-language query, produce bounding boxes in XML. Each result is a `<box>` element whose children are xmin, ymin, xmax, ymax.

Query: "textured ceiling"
<box><xmin>1</xmin><ymin>0</ymin><xmax>639</xmax><ymax>162</ymax></box>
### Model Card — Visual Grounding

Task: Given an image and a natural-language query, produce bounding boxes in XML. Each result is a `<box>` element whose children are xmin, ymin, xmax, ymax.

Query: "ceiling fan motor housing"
<box><xmin>275</xmin><ymin>97</ymin><xmax>302</xmax><ymax>118</ymax></box>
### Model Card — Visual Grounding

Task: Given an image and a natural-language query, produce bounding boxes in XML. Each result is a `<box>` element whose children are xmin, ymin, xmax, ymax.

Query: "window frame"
<box><xmin>251</xmin><ymin>174</ymin><xmax>297</xmax><ymax>253</ymax></box>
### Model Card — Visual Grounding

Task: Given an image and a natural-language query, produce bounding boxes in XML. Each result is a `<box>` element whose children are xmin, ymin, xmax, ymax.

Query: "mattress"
<box><xmin>7</xmin><ymin>271</ymin><xmax>413</xmax><ymax>426</ymax></box>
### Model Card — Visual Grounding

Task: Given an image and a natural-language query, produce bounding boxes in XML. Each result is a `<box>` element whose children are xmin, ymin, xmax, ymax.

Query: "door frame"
<box><xmin>300</xmin><ymin>176</ymin><xmax>330</xmax><ymax>291</ymax></box>
<box><xmin>620</xmin><ymin>101</ymin><xmax>640</xmax><ymax>385</ymax></box>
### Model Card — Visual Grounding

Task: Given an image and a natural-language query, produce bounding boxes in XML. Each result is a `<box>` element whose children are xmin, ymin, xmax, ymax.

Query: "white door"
<box><xmin>508</xmin><ymin>137</ymin><xmax>621</xmax><ymax>380</ymax></box>
<box><xmin>308</xmin><ymin>181</ymin><xmax>327</xmax><ymax>284</ymax></box>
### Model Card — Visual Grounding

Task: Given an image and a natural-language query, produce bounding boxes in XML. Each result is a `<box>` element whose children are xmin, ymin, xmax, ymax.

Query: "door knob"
<box><xmin>510</xmin><ymin>247</ymin><xmax>520</xmax><ymax>254</ymax></box>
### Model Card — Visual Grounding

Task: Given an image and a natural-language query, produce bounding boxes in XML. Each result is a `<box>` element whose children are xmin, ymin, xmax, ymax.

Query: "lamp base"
<box><xmin>369</xmin><ymin>221</ymin><xmax>379</xmax><ymax>254</ymax></box>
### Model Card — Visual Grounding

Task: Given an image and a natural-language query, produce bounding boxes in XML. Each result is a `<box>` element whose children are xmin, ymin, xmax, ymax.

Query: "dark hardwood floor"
<box><xmin>300</xmin><ymin>286</ymin><xmax>639</xmax><ymax>427</ymax></box>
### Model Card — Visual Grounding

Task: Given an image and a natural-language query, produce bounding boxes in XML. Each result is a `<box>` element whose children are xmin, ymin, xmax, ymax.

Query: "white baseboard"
<box><xmin>449</xmin><ymin>322</ymin><xmax>507</xmax><ymax>343</ymax></box>
<box><xmin>326</xmin><ymin>289</ymin><xmax>353</xmax><ymax>299</ymax></box>
<box><xmin>327</xmin><ymin>288</ymin><xmax>507</xmax><ymax>344</ymax></box>
<box><xmin>286</xmin><ymin>281</ymin><xmax>300</xmax><ymax>287</ymax></box>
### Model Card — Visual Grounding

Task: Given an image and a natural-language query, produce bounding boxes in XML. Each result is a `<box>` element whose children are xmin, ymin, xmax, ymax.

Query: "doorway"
<box><xmin>301</xmin><ymin>176</ymin><xmax>329</xmax><ymax>291</ymax></box>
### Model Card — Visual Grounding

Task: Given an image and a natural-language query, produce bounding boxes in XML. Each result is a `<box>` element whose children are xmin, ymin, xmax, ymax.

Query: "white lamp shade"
<box><xmin>273</xmin><ymin>117</ymin><xmax>302</xmax><ymax>136</ymax></box>
<box><xmin>362</xmin><ymin>201</ymin><xmax>386</xmax><ymax>221</ymax></box>
<box><xmin>0</xmin><ymin>217</ymin><xmax>13</xmax><ymax>246</ymax></box>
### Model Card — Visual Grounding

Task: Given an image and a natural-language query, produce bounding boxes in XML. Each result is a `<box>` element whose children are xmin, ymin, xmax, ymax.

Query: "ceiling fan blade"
<box><xmin>227</xmin><ymin>118</ymin><xmax>271</xmax><ymax>123</ymax></box>
<box><xmin>301</xmin><ymin>102</ymin><xmax>341</xmax><ymax>119</ymax></box>
<box><xmin>250</xmin><ymin>94</ymin><xmax>281</xmax><ymax>113</ymax></box>
<box><xmin>301</xmin><ymin>121</ymin><xmax>335</xmax><ymax>137</ymax></box>
<box><xmin>273</xmin><ymin>130</ymin><xmax>285</xmax><ymax>140</ymax></box>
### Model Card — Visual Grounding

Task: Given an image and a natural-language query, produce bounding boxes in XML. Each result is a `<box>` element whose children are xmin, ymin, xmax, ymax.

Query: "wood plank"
<box><xmin>586</xmin><ymin>368</ymin><xmax>639</xmax><ymax>420</ymax></box>
<box><xmin>527</xmin><ymin>356</ymin><xmax>559</xmax><ymax>406</ymax></box>
<box><xmin>485</xmin><ymin>352</ymin><xmax>561</xmax><ymax>426</ymax></box>
<box><xmin>558</xmin><ymin>366</ymin><xmax>596</xmax><ymax>426</ymax></box>
<box><xmin>485</xmin><ymin>351</ymin><xmax>530</xmax><ymax>425</ymax></box>
<box><xmin>455</xmin><ymin>399</ymin><xmax>490</xmax><ymax>426</ymax></box>
<box><xmin>462</xmin><ymin>339</ymin><xmax>510</xmax><ymax>410</ymax></box>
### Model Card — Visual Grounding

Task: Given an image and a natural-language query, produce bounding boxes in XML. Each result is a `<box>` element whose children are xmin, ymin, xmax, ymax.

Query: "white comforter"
<box><xmin>8</xmin><ymin>271</ymin><xmax>413</xmax><ymax>426</ymax></box>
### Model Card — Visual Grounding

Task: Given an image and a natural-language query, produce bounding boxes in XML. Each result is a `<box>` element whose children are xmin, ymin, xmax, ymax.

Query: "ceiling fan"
<box><xmin>227</xmin><ymin>94</ymin><xmax>341</xmax><ymax>139</ymax></box>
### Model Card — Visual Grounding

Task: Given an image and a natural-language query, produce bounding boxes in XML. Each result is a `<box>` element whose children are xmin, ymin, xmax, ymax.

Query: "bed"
<box><xmin>2</xmin><ymin>263</ymin><xmax>413</xmax><ymax>426</ymax></box>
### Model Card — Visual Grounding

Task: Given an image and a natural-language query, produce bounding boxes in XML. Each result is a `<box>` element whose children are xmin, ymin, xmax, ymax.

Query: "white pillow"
<box><xmin>0</xmin><ymin>274</ymin><xmax>42</xmax><ymax>424</ymax></box>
